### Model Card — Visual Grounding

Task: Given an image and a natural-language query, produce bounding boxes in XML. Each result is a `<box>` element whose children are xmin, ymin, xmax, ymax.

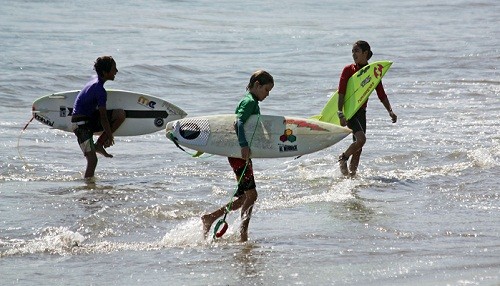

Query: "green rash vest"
<box><xmin>234</xmin><ymin>92</ymin><xmax>260</xmax><ymax>147</ymax></box>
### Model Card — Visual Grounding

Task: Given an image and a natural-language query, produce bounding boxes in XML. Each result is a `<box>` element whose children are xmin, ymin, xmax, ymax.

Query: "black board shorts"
<box><xmin>72</xmin><ymin>110</ymin><xmax>114</xmax><ymax>154</ymax></box>
<box><xmin>347</xmin><ymin>108</ymin><xmax>366</xmax><ymax>141</ymax></box>
<box><xmin>71</xmin><ymin>110</ymin><xmax>114</xmax><ymax>133</ymax></box>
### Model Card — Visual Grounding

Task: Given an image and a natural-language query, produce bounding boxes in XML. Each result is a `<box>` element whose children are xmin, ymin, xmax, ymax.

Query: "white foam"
<box><xmin>468</xmin><ymin>147</ymin><xmax>498</xmax><ymax>168</ymax></box>
<box><xmin>161</xmin><ymin>217</ymin><xmax>205</xmax><ymax>247</ymax></box>
<box><xmin>1</xmin><ymin>226</ymin><xmax>84</xmax><ymax>257</ymax></box>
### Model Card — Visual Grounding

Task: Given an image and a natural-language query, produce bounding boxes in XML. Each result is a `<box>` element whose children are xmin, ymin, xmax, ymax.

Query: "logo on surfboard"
<box><xmin>137</xmin><ymin>96</ymin><xmax>157</xmax><ymax>109</ymax></box>
<box><xmin>179</xmin><ymin>122</ymin><xmax>201</xmax><ymax>140</ymax></box>
<box><xmin>34</xmin><ymin>113</ymin><xmax>54</xmax><ymax>127</ymax></box>
<box><xmin>357</xmin><ymin>63</ymin><xmax>386</xmax><ymax>104</ymax></box>
<box><xmin>278</xmin><ymin>129</ymin><xmax>298</xmax><ymax>152</ymax></box>
<box><xmin>58</xmin><ymin>106</ymin><xmax>74</xmax><ymax>117</ymax></box>
<box><xmin>154</xmin><ymin>118</ymin><xmax>164</xmax><ymax>127</ymax></box>
<box><xmin>280</xmin><ymin>129</ymin><xmax>296</xmax><ymax>143</ymax></box>
<box><xmin>373</xmin><ymin>63</ymin><xmax>384</xmax><ymax>78</ymax></box>
<box><xmin>278</xmin><ymin>144</ymin><xmax>298</xmax><ymax>152</ymax></box>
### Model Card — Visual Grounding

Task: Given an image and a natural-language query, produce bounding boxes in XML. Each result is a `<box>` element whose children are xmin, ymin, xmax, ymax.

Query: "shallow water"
<box><xmin>1</xmin><ymin>0</ymin><xmax>499</xmax><ymax>285</ymax></box>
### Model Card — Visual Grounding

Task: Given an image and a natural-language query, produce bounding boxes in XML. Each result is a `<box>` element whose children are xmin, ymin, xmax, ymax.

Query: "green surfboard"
<box><xmin>312</xmin><ymin>61</ymin><xmax>392</xmax><ymax>125</ymax></box>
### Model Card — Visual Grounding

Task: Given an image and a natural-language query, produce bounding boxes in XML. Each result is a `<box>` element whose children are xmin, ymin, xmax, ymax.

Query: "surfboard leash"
<box><xmin>213</xmin><ymin>160</ymin><xmax>250</xmax><ymax>239</ymax></box>
<box><xmin>17</xmin><ymin>115</ymin><xmax>35</xmax><ymax>170</ymax></box>
<box><xmin>167</xmin><ymin>133</ymin><xmax>213</xmax><ymax>158</ymax></box>
<box><xmin>168</xmin><ymin>132</ymin><xmax>190</xmax><ymax>153</ymax></box>
<box><xmin>213</xmin><ymin>114</ymin><xmax>261</xmax><ymax>240</ymax></box>
<box><xmin>167</xmin><ymin>133</ymin><xmax>212</xmax><ymax>158</ymax></box>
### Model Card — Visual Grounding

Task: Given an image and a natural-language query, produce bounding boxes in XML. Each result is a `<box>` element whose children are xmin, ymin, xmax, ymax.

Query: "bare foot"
<box><xmin>84</xmin><ymin>176</ymin><xmax>96</xmax><ymax>184</ymax></box>
<box><xmin>201</xmin><ymin>214</ymin><xmax>214</xmax><ymax>239</ymax></box>
<box><xmin>95</xmin><ymin>144</ymin><xmax>113</xmax><ymax>158</ymax></box>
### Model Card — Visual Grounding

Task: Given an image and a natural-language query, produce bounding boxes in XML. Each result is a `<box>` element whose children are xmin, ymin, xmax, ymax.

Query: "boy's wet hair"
<box><xmin>354</xmin><ymin>40</ymin><xmax>373</xmax><ymax>60</ymax></box>
<box><xmin>94</xmin><ymin>56</ymin><xmax>116</xmax><ymax>77</ymax></box>
<box><xmin>247</xmin><ymin>70</ymin><xmax>274</xmax><ymax>90</ymax></box>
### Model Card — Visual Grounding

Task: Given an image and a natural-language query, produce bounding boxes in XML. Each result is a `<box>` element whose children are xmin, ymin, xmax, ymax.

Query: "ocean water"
<box><xmin>1</xmin><ymin>0</ymin><xmax>499</xmax><ymax>285</ymax></box>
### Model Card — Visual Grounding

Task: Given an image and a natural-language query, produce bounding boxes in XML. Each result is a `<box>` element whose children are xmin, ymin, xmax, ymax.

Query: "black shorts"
<box><xmin>72</xmin><ymin>110</ymin><xmax>114</xmax><ymax>154</ymax></box>
<box><xmin>347</xmin><ymin>108</ymin><xmax>366</xmax><ymax>141</ymax></box>
<box><xmin>72</xmin><ymin>110</ymin><xmax>114</xmax><ymax>133</ymax></box>
<box><xmin>228</xmin><ymin>157</ymin><xmax>256</xmax><ymax>197</ymax></box>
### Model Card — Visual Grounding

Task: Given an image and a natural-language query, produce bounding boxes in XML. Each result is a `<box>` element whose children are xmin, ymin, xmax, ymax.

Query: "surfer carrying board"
<box><xmin>337</xmin><ymin>41</ymin><xmax>397</xmax><ymax>176</ymax></box>
<box><xmin>202</xmin><ymin>70</ymin><xmax>274</xmax><ymax>242</ymax></box>
<box><xmin>71</xmin><ymin>56</ymin><xmax>125</xmax><ymax>180</ymax></box>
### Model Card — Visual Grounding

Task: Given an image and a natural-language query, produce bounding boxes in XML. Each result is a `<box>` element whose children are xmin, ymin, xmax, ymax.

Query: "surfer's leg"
<box><xmin>110</xmin><ymin>109</ymin><xmax>126</xmax><ymax>132</ymax></box>
<box><xmin>339</xmin><ymin>130</ymin><xmax>365</xmax><ymax>176</ymax></box>
<box><xmin>226</xmin><ymin>157</ymin><xmax>257</xmax><ymax>241</ymax></box>
<box><xmin>240</xmin><ymin>188</ymin><xmax>257</xmax><ymax>242</ymax></box>
<box><xmin>347</xmin><ymin>110</ymin><xmax>366</xmax><ymax>176</ymax></box>
<box><xmin>95</xmin><ymin>143</ymin><xmax>113</xmax><ymax>158</ymax></box>
<box><xmin>202</xmin><ymin>208</ymin><xmax>224</xmax><ymax>239</ymax></box>
<box><xmin>341</xmin><ymin>110</ymin><xmax>366</xmax><ymax>176</ymax></box>
<box><xmin>349</xmin><ymin>148</ymin><xmax>362</xmax><ymax>176</ymax></box>
<box><xmin>84</xmin><ymin>151</ymin><xmax>98</xmax><ymax>179</ymax></box>
<box><xmin>96</xmin><ymin>109</ymin><xmax>125</xmax><ymax>148</ymax></box>
<box><xmin>75</xmin><ymin>127</ymin><xmax>100</xmax><ymax>178</ymax></box>
<box><xmin>85</xmin><ymin>111</ymin><xmax>113</xmax><ymax>156</ymax></box>
<box><xmin>202</xmin><ymin>196</ymin><xmax>245</xmax><ymax>238</ymax></box>
<box><xmin>338</xmin><ymin>153</ymin><xmax>349</xmax><ymax>176</ymax></box>
<box><xmin>344</xmin><ymin>130</ymin><xmax>366</xmax><ymax>157</ymax></box>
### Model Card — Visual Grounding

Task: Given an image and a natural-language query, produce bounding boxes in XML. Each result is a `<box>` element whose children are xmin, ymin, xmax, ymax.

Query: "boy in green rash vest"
<box><xmin>202</xmin><ymin>70</ymin><xmax>274</xmax><ymax>242</ymax></box>
<box><xmin>337</xmin><ymin>41</ymin><xmax>397</xmax><ymax>177</ymax></box>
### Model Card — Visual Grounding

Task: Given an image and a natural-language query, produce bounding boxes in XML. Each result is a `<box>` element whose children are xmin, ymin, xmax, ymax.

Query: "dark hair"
<box><xmin>94</xmin><ymin>56</ymin><xmax>116</xmax><ymax>77</ymax></box>
<box><xmin>354</xmin><ymin>40</ymin><xmax>373</xmax><ymax>60</ymax></box>
<box><xmin>246</xmin><ymin>70</ymin><xmax>274</xmax><ymax>90</ymax></box>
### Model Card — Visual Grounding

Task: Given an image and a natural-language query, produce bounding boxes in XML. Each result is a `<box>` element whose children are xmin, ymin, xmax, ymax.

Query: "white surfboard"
<box><xmin>166</xmin><ymin>114</ymin><xmax>351</xmax><ymax>158</ymax></box>
<box><xmin>32</xmin><ymin>90</ymin><xmax>187</xmax><ymax>136</ymax></box>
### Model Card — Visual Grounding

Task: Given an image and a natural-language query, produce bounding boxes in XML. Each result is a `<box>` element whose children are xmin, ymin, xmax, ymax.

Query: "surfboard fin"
<box><xmin>192</xmin><ymin>151</ymin><xmax>205</xmax><ymax>158</ymax></box>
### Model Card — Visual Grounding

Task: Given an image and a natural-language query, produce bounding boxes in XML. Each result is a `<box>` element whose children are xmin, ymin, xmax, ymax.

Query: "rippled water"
<box><xmin>1</xmin><ymin>0</ymin><xmax>499</xmax><ymax>285</ymax></box>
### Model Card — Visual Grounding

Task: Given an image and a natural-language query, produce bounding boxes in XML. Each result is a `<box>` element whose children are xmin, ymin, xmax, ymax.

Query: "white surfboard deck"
<box><xmin>32</xmin><ymin>89</ymin><xmax>187</xmax><ymax>136</ymax></box>
<box><xmin>166</xmin><ymin>114</ymin><xmax>351</xmax><ymax>158</ymax></box>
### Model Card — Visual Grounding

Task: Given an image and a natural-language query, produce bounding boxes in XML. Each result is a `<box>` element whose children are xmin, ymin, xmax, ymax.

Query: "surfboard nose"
<box><xmin>166</xmin><ymin>121</ymin><xmax>174</xmax><ymax>130</ymax></box>
<box><xmin>169</xmin><ymin>105</ymin><xmax>188</xmax><ymax>118</ymax></box>
<box><xmin>165</xmin><ymin>121</ymin><xmax>175</xmax><ymax>137</ymax></box>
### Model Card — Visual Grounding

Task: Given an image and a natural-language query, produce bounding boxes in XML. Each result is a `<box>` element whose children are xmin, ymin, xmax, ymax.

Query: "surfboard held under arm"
<box><xmin>312</xmin><ymin>61</ymin><xmax>392</xmax><ymax>125</ymax></box>
<box><xmin>32</xmin><ymin>90</ymin><xmax>187</xmax><ymax>136</ymax></box>
<box><xmin>166</xmin><ymin>114</ymin><xmax>351</xmax><ymax>158</ymax></box>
